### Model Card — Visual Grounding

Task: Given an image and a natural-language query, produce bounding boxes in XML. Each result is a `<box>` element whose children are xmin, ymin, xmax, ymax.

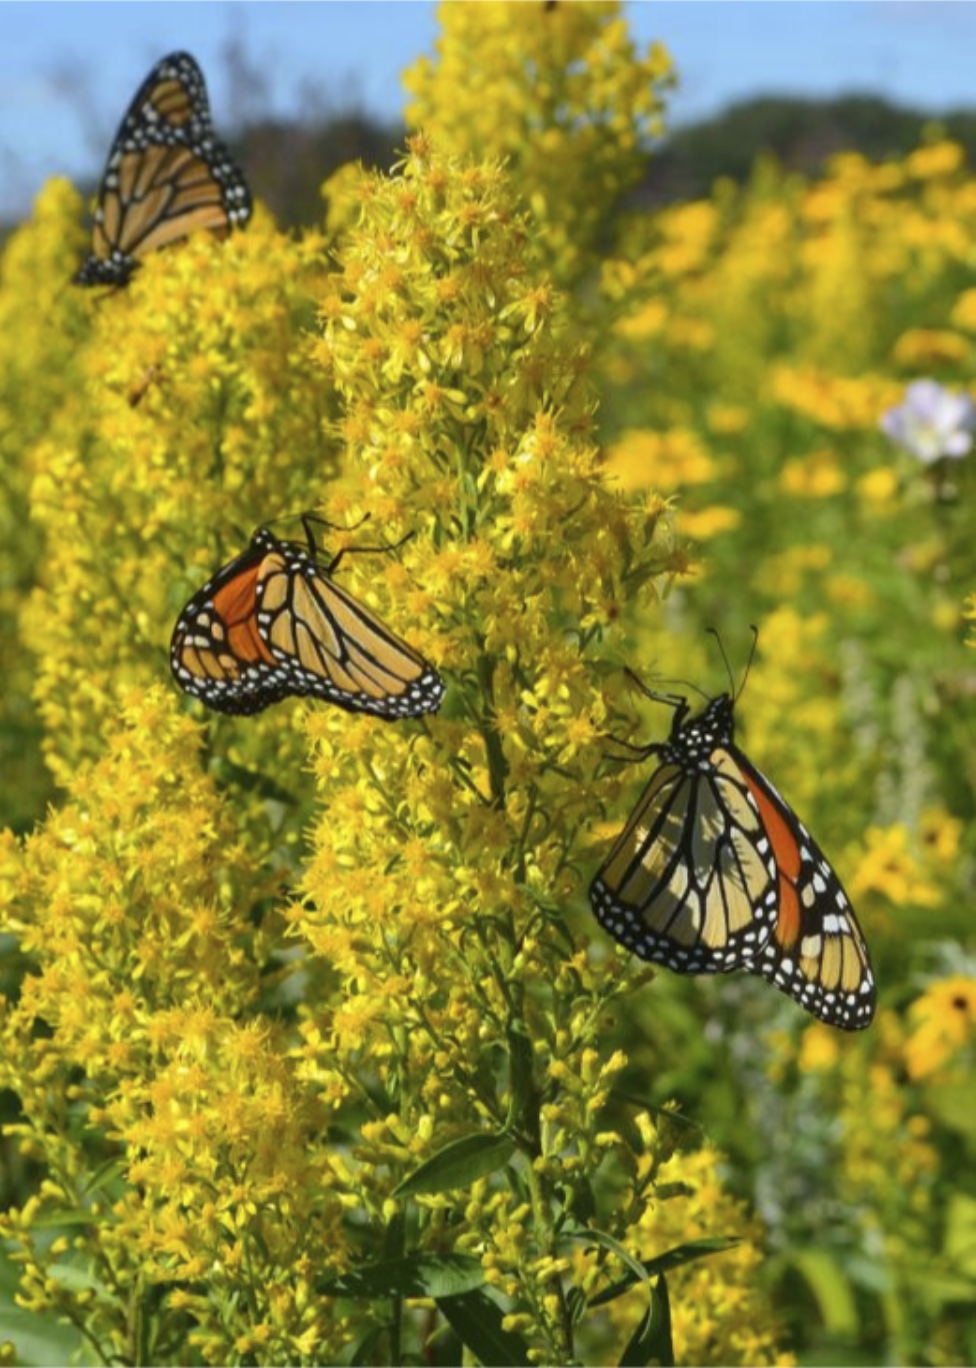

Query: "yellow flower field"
<box><xmin>1</xmin><ymin>4</ymin><xmax>974</xmax><ymax>1365</ymax></box>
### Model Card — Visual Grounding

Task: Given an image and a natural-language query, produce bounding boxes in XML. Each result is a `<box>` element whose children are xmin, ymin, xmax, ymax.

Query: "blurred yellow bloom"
<box><xmin>826</xmin><ymin>574</ymin><xmax>875</xmax><ymax>608</ymax></box>
<box><xmin>904</xmin><ymin>977</ymin><xmax>976</xmax><ymax>1080</ymax></box>
<box><xmin>798</xmin><ymin>1023</ymin><xmax>841</xmax><ymax>1072</ymax></box>
<box><xmin>613</xmin><ymin>298</ymin><xmax>667</xmax><ymax>341</ymax></box>
<box><xmin>667</xmin><ymin>316</ymin><xmax>716</xmax><ymax>352</ymax></box>
<box><xmin>905</xmin><ymin>141</ymin><xmax>965</xmax><ymax>181</ymax></box>
<box><xmin>612</xmin><ymin>1145</ymin><xmax>793</xmax><ymax>1366</ymax></box>
<box><xmin>706</xmin><ymin>403</ymin><xmax>749</xmax><ymax>435</ymax></box>
<box><xmin>950</xmin><ymin>288</ymin><xmax>976</xmax><ymax>333</ymax></box>
<box><xmin>892</xmin><ymin>328</ymin><xmax>969</xmax><ymax>368</ymax></box>
<box><xmin>856</xmin><ymin>466</ymin><xmax>899</xmax><ymax>505</ymax></box>
<box><xmin>850</xmin><ymin>825</ymin><xmax>940</xmax><ymax>908</ymax></box>
<box><xmin>771</xmin><ymin>366</ymin><xmax>901</xmax><ymax>431</ymax></box>
<box><xmin>682</xmin><ymin>505</ymin><xmax>742</xmax><ymax>541</ymax></box>
<box><xmin>778</xmin><ymin>448</ymin><xmax>847</xmax><ymax>498</ymax></box>
<box><xmin>605</xmin><ymin>427</ymin><xmax>716</xmax><ymax>492</ymax></box>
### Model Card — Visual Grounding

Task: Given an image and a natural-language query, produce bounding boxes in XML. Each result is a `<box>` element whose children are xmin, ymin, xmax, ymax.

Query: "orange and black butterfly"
<box><xmin>590</xmin><ymin>648</ymin><xmax>876</xmax><ymax>1030</ymax></box>
<box><xmin>170</xmin><ymin>517</ymin><xmax>444</xmax><ymax>720</ymax></box>
<box><xmin>76</xmin><ymin>51</ymin><xmax>251</xmax><ymax>288</ymax></box>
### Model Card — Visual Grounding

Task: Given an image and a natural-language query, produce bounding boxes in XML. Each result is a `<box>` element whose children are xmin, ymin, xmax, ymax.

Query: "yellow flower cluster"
<box><xmin>18</xmin><ymin>208</ymin><xmax>332</xmax><ymax>794</ymax></box>
<box><xmin>403</xmin><ymin>0</ymin><xmax>674</xmax><ymax>288</ymax></box>
<box><xmin>0</xmin><ymin>691</ymin><xmax>349</xmax><ymax>1363</ymax></box>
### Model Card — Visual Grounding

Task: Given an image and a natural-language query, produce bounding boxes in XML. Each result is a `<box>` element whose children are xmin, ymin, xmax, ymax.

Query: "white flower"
<box><xmin>879</xmin><ymin>378</ymin><xmax>976</xmax><ymax>464</ymax></box>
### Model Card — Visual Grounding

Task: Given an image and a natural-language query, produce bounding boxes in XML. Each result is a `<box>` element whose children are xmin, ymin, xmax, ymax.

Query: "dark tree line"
<box><xmin>9</xmin><ymin>90</ymin><xmax>974</xmax><ymax>244</ymax></box>
<box><xmin>235</xmin><ymin>92</ymin><xmax>976</xmax><ymax>229</ymax></box>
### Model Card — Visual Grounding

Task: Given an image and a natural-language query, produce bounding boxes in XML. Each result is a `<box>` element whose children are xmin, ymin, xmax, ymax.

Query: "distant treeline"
<box><xmin>28</xmin><ymin>92</ymin><xmax>976</xmax><ymax>243</ymax></box>
<box><xmin>233</xmin><ymin>92</ymin><xmax>976</xmax><ymax>228</ymax></box>
<box><xmin>642</xmin><ymin>93</ymin><xmax>976</xmax><ymax>205</ymax></box>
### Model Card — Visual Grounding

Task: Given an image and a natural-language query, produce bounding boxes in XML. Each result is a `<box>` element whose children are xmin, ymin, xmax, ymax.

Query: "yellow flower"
<box><xmin>682</xmin><ymin>505</ymin><xmax>742</xmax><ymax>541</ymax></box>
<box><xmin>605</xmin><ymin>427</ymin><xmax>716</xmax><ymax>492</ymax></box>
<box><xmin>778</xmin><ymin>448</ymin><xmax>847</xmax><ymax>498</ymax></box>
<box><xmin>950</xmin><ymin>288</ymin><xmax>976</xmax><ymax>333</ymax></box>
<box><xmin>850</xmin><ymin>825</ymin><xmax>940</xmax><ymax>908</ymax></box>
<box><xmin>905</xmin><ymin>141</ymin><xmax>965</xmax><ymax>181</ymax></box>
<box><xmin>856</xmin><ymin>466</ymin><xmax>899</xmax><ymax>506</ymax></box>
<box><xmin>798</xmin><ymin>1024</ymin><xmax>841</xmax><ymax>1072</ymax></box>
<box><xmin>892</xmin><ymin>328</ymin><xmax>969</xmax><ymax>368</ymax></box>
<box><xmin>904</xmin><ymin>977</ymin><xmax>976</xmax><ymax>1080</ymax></box>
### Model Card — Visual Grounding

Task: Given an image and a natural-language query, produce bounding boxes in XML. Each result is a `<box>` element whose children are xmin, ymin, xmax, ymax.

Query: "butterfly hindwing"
<box><xmin>589</xmin><ymin>690</ymin><xmax>876</xmax><ymax>1030</ymax></box>
<box><xmin>77</xmin><ymin>52</ymin><xmax>251</xmax><ymax>287</ymax></box>
<box><xmin>733</xmin><ymin>748</ymin><xmax>876</xmax><ymax>1029</ymax></box>
<box><xmin>170</xmin><ymin>525</ymin><xmax>445</xmax><ymax>720</ymax></box>
<box><xmin>254</xmin><ymin>535</ymin><xmax>444</xmax><ymax>720</ymax></box>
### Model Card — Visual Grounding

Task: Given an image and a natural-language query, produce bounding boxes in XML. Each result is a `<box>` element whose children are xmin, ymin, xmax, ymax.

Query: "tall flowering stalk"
<box><xmin>289</xmin><ymin>136</ymin><xmax>783</xmax><ymax>1364</ymax></box>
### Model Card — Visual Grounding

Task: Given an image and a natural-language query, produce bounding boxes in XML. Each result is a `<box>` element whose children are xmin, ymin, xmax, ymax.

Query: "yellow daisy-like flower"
<box><xmin>904</xmin><ymin>977</ymin><xmax>976</xmax><ymax>1080</ymax></box>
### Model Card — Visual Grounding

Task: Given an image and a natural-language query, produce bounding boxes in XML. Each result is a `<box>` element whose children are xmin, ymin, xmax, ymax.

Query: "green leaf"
<box><xmin>0</xmin><ymin>1306</ymin><xmax>85</xmax><ymax>1368</ymax></box>
<box><xmin>571</xmin><ymin>1229</ymin><xmax>677</xmax><ymax>1367</ymax></box>
<box><xmin>436</xmin><ymin>1288</ymin><xmax>532</xmax><ymax>1367</ymax></box>
<box><xmin>394</xmin><ymin>1132</ymin><xmax>517</xmax><ymax>1197</ymax></box>
<box><xmin>620</xmin><ymin>1271</ymin><xmax>673</xmax><ymax>1368</ymax></box>
<box><xmin>507</xmin><ymin>1019</ymin><xmax>537</xmax><ymax>1134</ymax></box>
<box><xmin>319</xmin><ymin>1253</ymin><xmax>484</xmax><ymax>1301</ymax></box>
<box><xmin>587</xmin><ymin>1236</ymin><xmax>740</xmax><ymax>1307</ymax></box>
<box><xmin>791</xmin><ymin>1249</ymin><xmax>859</xmax><ymax>1337</ymax></box>
<box><xmin>45</xmin><ymin>1262</ymin><xmax>112</xmax><ymax>1297</ymax></box>
<box><xmin>946</xmin><ymin>1192</ymin><xmax>976</xmax><ymax>1278</ymax></box>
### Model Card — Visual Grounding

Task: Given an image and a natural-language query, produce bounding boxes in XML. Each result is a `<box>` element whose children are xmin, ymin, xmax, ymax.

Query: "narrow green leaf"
<box><xmin>28</xmin><ymin>1209</ymin><xmax>100</xmax><ymax>1230</ymax></box>
<box><xmin>436</xmin><ymin>1288</ymin><xmax>532</xmax><ymax>1368</ymax></box>
<box><xmin>587</xmin><ymin>1236</ymin><xmax>740</xmax><ymax>1307</ymax></box>
<box><xmin>791</xmin><ymin>1249</ymin><xmax>859</xmax><ymax>1337</ymax></box>
<box><xmin>573</xmin><ymin>1227</ymin><xmax>654</xmax><ymax>1297</ymax></box>
<box><xmin>319</xmin><ymin>1252</ymin><xmax>484</xmax><ymax>1301</ymax></box>
<box><xmin>620</xmin><ymin>1271</ymin><xmax>673</xmax><ymax>1368</ymax></box>
<box><xmin>394</xmin><ymin>1132</ymin><xmax>517</xmax><ymax>1197</ymax></box>
<box><xmin>507</xmin><ymin>1019</ymin><xmax>537</xmax><ymax>1134</ymax></box>
<box><xmin>82</xmin><ymin>1156</ymin><xmax>127</xmax><ymax>1198</ymax></box>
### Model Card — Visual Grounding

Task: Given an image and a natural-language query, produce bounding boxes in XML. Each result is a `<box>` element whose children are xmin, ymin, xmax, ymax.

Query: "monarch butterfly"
<box><xmin>589</xmin><ymin>645</ymin><xmax>876</xmax><ymax>1030</ymax></box>
<box><xmin>170</xmin><ymin>517</ymin><xmax>445</xmax><ymax>720</ymax></box>
<box><xmin>76</xmin><ymin>51</ymin><xmax>251</xmax><ymax>288</ymax></box>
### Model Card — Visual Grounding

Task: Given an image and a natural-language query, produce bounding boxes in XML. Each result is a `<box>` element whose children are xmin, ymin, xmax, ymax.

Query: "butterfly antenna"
<box><xmin>705</xmin><ymin>625</ymin><xmax>759</xmax><ymax>700</ymax></box>
<box><xmin>736</xmin><ymin>624</ymin><xmax>760</xmax><ymax>701</ymax></box>
<box><xmin>706</xmin><ymin>627</ymin><xmax>736</xmax><ymax>696</ymax></box>
<box><xmin>623</xmin><ymin>667</ymin><xmax>695</xmax><ymax>712</ymax></box>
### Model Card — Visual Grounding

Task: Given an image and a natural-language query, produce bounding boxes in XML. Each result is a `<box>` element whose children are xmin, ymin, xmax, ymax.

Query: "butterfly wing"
<box><xmin>731</xmin><ymin>747</ymin><xmax>876</xmax><ymax>1030</ymax></box>
<box><xmin>590</xmin><ymin>747</ymin><xmax>779</xmax><ymax>975</ymax></box>
<box><xmin>77</xmin><ymin>52</ymin><xmax>251</xmax><ymax>287</ymax></box>
<box><xmin>255</xmin><ymin>544</ymin><xmax>445</xmax><ymax>721</ymax></box>
<box><xmin>169</xmin><ymin>537</ymin><xmax>290</xmax><ymax>716</ymax></box>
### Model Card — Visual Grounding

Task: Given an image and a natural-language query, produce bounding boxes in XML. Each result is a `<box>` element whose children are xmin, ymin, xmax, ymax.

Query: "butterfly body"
<box><xmin>590</xmin><ymin>690</ymin><xmax>876</xmax><ymax>1030</ymax></box>
<box><xmin>170</xmin><ymin>525</ymin><xmax>444</xmax><ymax>720</ymax></box>
<box><xmin>76</xmin><ymin>52</ymin><xmax>251</xmax><ymax>288</ymax></box>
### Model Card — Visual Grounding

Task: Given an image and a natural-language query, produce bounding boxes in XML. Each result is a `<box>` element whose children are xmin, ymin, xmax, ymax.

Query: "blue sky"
<box><xmin>2</xmin><ymin>2</ymin><xmax>975</xmax><ymax>223</ymax></box>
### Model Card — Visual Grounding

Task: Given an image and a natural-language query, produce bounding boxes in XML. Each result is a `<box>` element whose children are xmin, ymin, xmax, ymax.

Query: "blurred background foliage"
<box><xmin>1</xmin><ymin>1</ymin><xmax>976</xmax><ymax>1364</ymax></box>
